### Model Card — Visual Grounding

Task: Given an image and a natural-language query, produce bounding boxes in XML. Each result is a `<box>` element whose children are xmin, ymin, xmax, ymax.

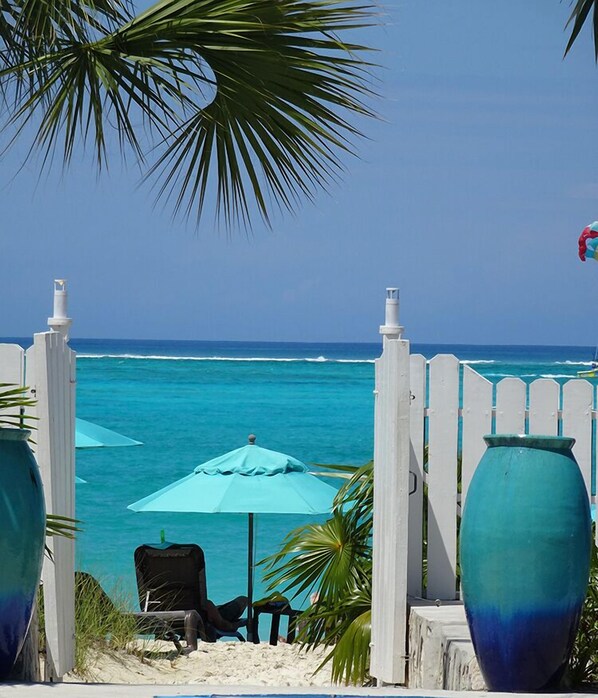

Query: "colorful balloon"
<box><xmin>579</xmin><ymin>222</ymin><xmax>598</xmax><ymax>261</ymax></box>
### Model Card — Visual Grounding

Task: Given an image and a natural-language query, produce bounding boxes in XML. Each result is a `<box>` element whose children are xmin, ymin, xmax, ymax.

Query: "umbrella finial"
<box><xmin>248</xmin><ymin>434</ymin><xmax>256</xmax><ymax>445</ymax></box>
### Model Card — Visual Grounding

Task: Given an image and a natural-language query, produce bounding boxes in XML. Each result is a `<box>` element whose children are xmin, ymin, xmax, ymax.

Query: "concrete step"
<box><xmin>407</xmin><ymin>599</ymin><xmax>485</xmax><ymax>691</ymax></box>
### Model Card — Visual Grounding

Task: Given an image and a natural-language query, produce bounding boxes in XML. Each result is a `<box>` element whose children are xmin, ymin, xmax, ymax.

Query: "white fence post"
<box><xmin>28</xmin><ymin>330</ymin><xmax>76</xmax><ymax>680</ymax></box>
<box><xmin>370</xmin><ymin>289</ymin><xmax>410</xmax><ymax>685</ymax></box>
<box><xmin>22</xmin><ymin>281</ymin><xmax>76</xmax><ymax>680</ymax></box>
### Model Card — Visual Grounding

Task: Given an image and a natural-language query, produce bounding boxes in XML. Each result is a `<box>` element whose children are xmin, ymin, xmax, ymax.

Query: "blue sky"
<box><xmin>2</xmin><ymin>1</ymin><xmax>598</xmax><ymax>346</ymax></box>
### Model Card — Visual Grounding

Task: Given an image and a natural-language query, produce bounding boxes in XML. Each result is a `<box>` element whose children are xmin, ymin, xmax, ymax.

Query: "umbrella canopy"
<box><xmin>128</xmin><ymin>442</ymin><xmax>334</xmax><ymax>515</ymax></box>
<box><xmin>75</xmin><ymin>418</ymin><xmax>142</xmax><ymax>449</ymax></box>
<box><xmin>128</xmin><ymin>435</ymin><xmax>338</xmax><ymax>640</ymax></box>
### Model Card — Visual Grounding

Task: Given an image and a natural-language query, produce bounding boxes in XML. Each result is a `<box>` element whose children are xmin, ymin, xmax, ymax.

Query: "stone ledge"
<box><xmin>407</xmin><ymin>599</ymin><xmax>486</xmax><ymax>691</ymax></box>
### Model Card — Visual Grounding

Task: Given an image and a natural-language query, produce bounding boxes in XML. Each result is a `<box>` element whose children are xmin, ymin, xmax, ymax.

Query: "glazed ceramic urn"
<box><xmin>0</xmin><ymin>429</ymin><xmax>46</xmax><ymax>679</ymax></box>
<box><xmin>460</xmin><ymin>434</ymin><xmax>591</xmax><ymax>692</ymax></box>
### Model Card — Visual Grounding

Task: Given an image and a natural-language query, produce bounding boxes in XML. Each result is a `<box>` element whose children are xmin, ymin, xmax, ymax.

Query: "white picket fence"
<box><xmin>0</xmin><ymin>335</ymin><xmax>75</xmax><ymax>679</ymax></box>
<box><xmin>408</xmin><ymin>353</ymin><xmax>595</xmax><ymax>602</ymax></box>
<box><xmin>370</xmin><ymin>290</ymin><xmax>597</xmax><ymax>686</ymax></box>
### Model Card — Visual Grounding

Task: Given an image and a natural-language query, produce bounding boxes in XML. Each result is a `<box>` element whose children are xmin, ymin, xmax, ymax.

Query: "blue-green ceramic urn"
<box><xmin>460</xmin><ymin>434</ymin><xmax>591</xmax><ymax>692</ymax></box>
<box><xmin>0</xmin><ymin>429</ymin><xmax>46</xmax><ymax>680</ymax></box>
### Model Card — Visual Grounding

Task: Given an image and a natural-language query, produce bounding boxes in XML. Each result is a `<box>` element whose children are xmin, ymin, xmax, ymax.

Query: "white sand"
<box><xmin>65</xmin><ymin>641</ymin><xmax>333</xmax><ymax>686</ymax></box>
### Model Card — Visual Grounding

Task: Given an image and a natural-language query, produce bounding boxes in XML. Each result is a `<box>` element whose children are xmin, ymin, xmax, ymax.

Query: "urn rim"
<box><xmin>483</xmin><ymin>433</ymin><xmax>575</xmax><ymax>450</ymax></box>
<box><xmin>0</xmin><ymin>427</ymin><xmax>32</xmax><ymax>441</ymax></box>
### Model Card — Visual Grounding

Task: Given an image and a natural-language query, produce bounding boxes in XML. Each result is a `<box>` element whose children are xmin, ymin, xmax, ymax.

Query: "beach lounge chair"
<box><xmin>75</xmin><ymin>571</ymin><xmax>202</xmax><ymax>653</ymax></box>
<box><xmin>133</xmin><ymin>543</ymin><xmax>246</xmax><ymax>642</ymax></box>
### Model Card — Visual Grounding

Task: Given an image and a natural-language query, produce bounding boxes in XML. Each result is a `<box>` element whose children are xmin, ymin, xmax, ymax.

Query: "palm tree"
<box><xmin>0</xmin><ymin>0</ymin><xmax>377</xmax><ymax>227</ymax></box>
<box><xmin>261</xmin><ymin>461</ymin><xmax>373</xmax><ymax>685</ymax></box>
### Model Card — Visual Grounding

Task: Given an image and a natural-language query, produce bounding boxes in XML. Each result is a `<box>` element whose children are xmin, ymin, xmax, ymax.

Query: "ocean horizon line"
<box><xmin>1</xmin><ymin>336</ymin><xmax>596</xmax><ymax>351</ymax></box>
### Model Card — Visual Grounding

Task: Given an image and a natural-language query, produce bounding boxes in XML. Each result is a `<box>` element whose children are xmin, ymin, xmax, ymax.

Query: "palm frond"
<box><xmin>330</xmin><ymin>609</ymin><xmax>371</xmax><ymax>684</ymax></box>
<box><xmin>44</xmin><ymin>513</ymin><xmax>82</xmax><ymax>560</ymax></box>
<box><xmin>262</xmin><ymin>512</ymin><xmax>368</xmax><ymax>601</ymax></box>
<box><xmin>565</xmin><ymin>0</ymin><xmax>598</xmax><ymax>59</ymax></box>
<box><xmin>2</xmin><ymin>0</ymin><xmax>377</xmax><ymax>227</ymax></box>
<box><xmin>0</xmin><ymin>383</ymin><xmax>37</xmax><ymax>430</ymax></box>
<box><xmin>144</xmin><ymin>0</ymin><xmax>377</xmax><ymax>226</ymax></box>
<box><xmin>46</xmin><ymin>513</ymin><xmax>81</xmax><ymax>539</ymax></box>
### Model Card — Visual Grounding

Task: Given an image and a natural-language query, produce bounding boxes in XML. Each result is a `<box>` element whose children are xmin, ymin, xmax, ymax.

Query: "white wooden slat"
<box><xmin>407</xmin><ymin>354</ymin><xmax>426</xmax><ymax>598</ymax></box>
<box><xmin>0</xmin><ymin>344</ymin><xmax>26</xmax><ymax>420</ymax></box>
<box><xmin>370</xmin><ymin>338</ymin><xmax>410</xmax><ymax>685</ymax></box>
<box><xmin>529</xmin><ymin>379</ymin><xmax>559</xmax><ymax>435</ymax></box>
<box><xmin>562</xmin><ymin>380</ymin><xmax>593</xmax><ymax>501</ymax></box>
<box><xmin>0</xmin><ymin>344</ymin><xmax>25</xmax><ymax>385</ymax></box>
<box><xmin>461</xmin><ymin>365</ymin><xmax>492</xmax><ymax>504</ymax></box>
<box><xmin>426</xmin><ymin>354</ymin><xmax>459</xmax><ymax>600</ymax></box>
<box><xmin>495</xmin><ymin>378</ymin><xmax>526</xmax><ymax>434</ymax></box>
<box><xmin>33</xmin><ymin>332</ymin><xmax>75</xmax><ymax>679</ymax></box>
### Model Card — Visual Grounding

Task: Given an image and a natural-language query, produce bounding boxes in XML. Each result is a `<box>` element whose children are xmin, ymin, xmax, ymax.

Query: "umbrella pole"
<box><xmin>247</xmin><ymin>512</ymin><xmax>254</xmax><ymax>642</ymax></box>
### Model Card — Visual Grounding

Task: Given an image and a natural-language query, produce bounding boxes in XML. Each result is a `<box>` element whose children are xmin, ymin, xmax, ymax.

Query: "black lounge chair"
<box><xmin>74</xmin><ymin>571</ymin><xmax>202</xmax><ymax>653</ymax></box>
<box><xmin>133</xmin><ymin>543</ymin><xmax>246</xmax><ymax>643</ymax></box>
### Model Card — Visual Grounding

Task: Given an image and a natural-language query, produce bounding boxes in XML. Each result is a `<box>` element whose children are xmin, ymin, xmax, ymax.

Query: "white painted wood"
<box><xmin>495</xmin><ymin>378</ymin><xmax>526</xmax><ymax>434</ymax></box>
<box><xmin>0</xmin><ymin>344</ymin><xmax>26</xmax><ymax>421</ymax></box>
<box><xmin>370</xmin><ymin>338</ymin><xmax>410</xmax><ymax>684</ymax></box>
<box><xmin>31</xmin><ymin>332</ymin><xmax>76</xmax><ymax>679</ymax></box>
<box><xmin>0</xmin><ymin>344</ymin><xmax>25</xmax><ymax>385</ymax></box>
<box><xmin>461</xmin><ymin>366</ymin><xmax>492</xmax><ymax>505</ymax></box>
<box><xmin>426</xmin><ymin>354</ymin><xmax>459</xmax><ymax>600</ymax></box>
<box><xmin>407</xmin><ymin>354</ymin><xmax>426</xmax><ymax>598</ymax></box>
<box><xmin>406</xmin><ymin>359</ymin><xmax>598</xmax><ymax>617</ymax></box>
<box><xmin>562</xmin><ymin>380</ymin><xmax>593</xmax><ymax>500</ymax></box>
<box><xmin>529</xmin><ymin>379</ymin><xmax>559</xmax><ymax>435</ymax></box>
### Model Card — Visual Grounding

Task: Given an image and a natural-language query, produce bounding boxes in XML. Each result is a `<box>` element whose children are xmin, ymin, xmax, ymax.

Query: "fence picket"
<box><xmin>562</xmin><ymin>380</ymin><xmax>593</xmax><ymax>499</ymax></box>
<box><xmin>529</xmin><ymin>379</ymin><xmax>559</xmax><ymax>435</ymax></box>
<box><xmin>0</xmin><ymin>345</ymin><xmax>25</xmax><ymax>420</ymax></box>
<box><xmin>426</xmin><ymin>355</ymin><xmax>459</xmax><ymax>600</ymax></box>
<box><xmin>495</xmin><ymin>378</ymin><xmax>526</xmax><ymax>434</ymax></box>
<box><xmin>461</xmin><ymin>365</ymin><xmax>492</xmax><ymax>504</ymax></box>
<box><xmin>408</xmin><ymin>354</ymin><xmax>426</xmax><ymax>597</ymax></box>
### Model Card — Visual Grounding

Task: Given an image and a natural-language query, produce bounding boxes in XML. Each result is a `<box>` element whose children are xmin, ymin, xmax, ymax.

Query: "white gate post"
<box><xmin>370</xmin><ymin>288</ymin><xmax>411</xmax><ymax>685</ymax></box>
<box><xmin>28</xmin><ymin>281</ymin><xmax>76</xmax><ymax>680</ymax></box>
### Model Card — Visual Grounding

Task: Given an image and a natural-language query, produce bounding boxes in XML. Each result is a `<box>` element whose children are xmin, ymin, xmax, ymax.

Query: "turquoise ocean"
<box><xmin>5</xmin><ymin>338</ymin><xmax>597</xmax><ymax>610</ymax></box>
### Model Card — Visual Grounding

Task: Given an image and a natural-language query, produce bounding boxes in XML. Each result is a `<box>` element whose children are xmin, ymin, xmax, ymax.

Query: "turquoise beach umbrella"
<box><xmin>75</xmin><ymin>418</ymin><xmax>142</xmax><ymax>449</ymax></box>
<box><xmin>128</xmin><ymin>434</ymin><xmax>338</xmax><ymax>641</ymax></box>
<box><xmin>75</xmin><ymin>418</ymin><xmax>142</xmax><ymax>482</ymax></box>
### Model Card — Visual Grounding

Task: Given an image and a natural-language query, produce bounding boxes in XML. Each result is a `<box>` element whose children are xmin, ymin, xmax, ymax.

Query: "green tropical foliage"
<box><xmin>568</xmin><ymin>528</ymin><xmax>598</xmax><ymax>687</ymax></box>
<box><xmin>0</xmin><ymin>0</ymin><xmax>377</xmax><ymax>227</ymax></box>
<box><xmin>38</xmin><ymin>572</ymin><xmax>138</xmax><ymax>675</ymax></box>
<box><xmin>0</xmin><ymin>384</ymin><xmax>37</xmax><ymax>430</ymax></box>
<box><xmin>262</xmin><ymin>461</ymin><xmax>373</xmax><ymax>684</ymax></box>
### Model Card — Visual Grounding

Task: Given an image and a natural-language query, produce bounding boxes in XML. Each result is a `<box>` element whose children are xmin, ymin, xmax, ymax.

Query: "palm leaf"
<box><xmin>565</xmin><ymin>0</ymin><xmax>598</xmax><ymax>59</ymax></box>
<box><xmin>2</xmin><ymin>0</ymin><xmax>377</xmax><ymax>227</ymax></box>
<box><xmin>329</xmin><ymin>609</ymin><xmax>372</xmax><ymax>684</ymax></box>
<box><xmin>45</xmin><ymin>514</ymin><xmax>82</xmax><ymax>560</ymax></box>
<box><xmin>0</xmin><ymin>383</ymin><xmax>37</xmax><ymax>430</ymax></box>
<box><xmin>262</xmin><ymin>512</ymin><xmax>368</xmax><ymax>601</ymax></box>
